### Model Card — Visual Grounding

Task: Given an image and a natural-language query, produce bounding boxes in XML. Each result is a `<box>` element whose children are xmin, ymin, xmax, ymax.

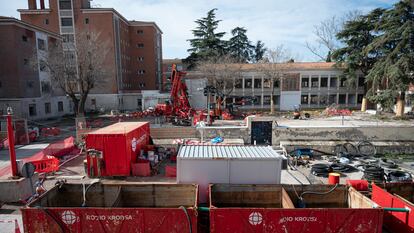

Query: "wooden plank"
<box><xmin>282</xmin><ymin>188</ymin><xmax>295</xmax><ymax>208</ymax></box>
<box><xmin>347</xmin><ymin>187</ymin><xmax>374</xmax><ymax>208</ymax></box>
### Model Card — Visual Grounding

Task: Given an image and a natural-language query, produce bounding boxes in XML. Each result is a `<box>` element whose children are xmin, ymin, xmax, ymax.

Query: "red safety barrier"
<box><xmin>31</xmin><ymin>156</ymin><xmax>60</xmax><ymax>173</ymax></box>
<box><xmin>40</xmin><ymin>127</ymin><xmax>61</xmax><ymax>137</ymax></box>
<box><xmin>165</xmin><ymin>165</ymin><xmax>176</xmax><ymax>177</ymax></box>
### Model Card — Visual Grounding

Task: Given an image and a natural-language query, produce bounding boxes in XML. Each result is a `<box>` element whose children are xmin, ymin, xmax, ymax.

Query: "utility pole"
<box><xmin>6</xmin><ymin>107</ymin><xmax>18</xmax><ymax>177</ymax></box>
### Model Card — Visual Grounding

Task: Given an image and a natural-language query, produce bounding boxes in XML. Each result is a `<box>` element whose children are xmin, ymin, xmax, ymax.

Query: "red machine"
<box><xmin>156</xmin><ymin>64</ymin><xmax>211</xmax><ymax>126</ymax></box>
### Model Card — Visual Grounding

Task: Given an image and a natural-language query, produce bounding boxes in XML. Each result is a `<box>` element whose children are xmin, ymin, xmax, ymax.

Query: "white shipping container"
<box><xmin>177</xmin><ymin>145</ymin><xmax>284</xmax><ymax>203</ymax></box>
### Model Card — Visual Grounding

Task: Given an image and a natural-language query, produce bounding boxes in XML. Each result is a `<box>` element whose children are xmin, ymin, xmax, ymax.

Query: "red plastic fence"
<box><xmin>0</xmin><ymin>136</ymin><xmax>78</xmax><ymax>177</ymax></box>
<box><xmin>31</xmin><ymin>156</ymin><xmax>60</xmax><ymax>173</ymax></box>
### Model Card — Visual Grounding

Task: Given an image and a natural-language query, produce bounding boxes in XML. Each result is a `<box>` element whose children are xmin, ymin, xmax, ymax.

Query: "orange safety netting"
<box><xmin>0</xmin><ymin>136</ymin><xmax>79</xmax><ymax>177</ymax></box>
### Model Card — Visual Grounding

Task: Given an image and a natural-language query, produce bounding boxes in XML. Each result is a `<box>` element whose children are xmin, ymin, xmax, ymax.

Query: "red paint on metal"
<box><xmin>85</xmin><ymin>122</ymin><xmax>150</xmax><ymax>176</ymax></box>
<box><xmin>165</xmin><ymin>165</ymin><xmax>176</xmax><ymax>177</ymax></box>
<box><xmin>132</xmin><ymin>160</ymin><xmax>151</xmax><ymax>176</ymax></box>
<box><xmin>22</xmin><ymin>208</ymin><xmax>197</xmax><ymax>233</ymax></box>
<box><xmin>346</xmin><ymin>180</ymin><xmax>369</xmax><ymax>191</ymax></box>
<box><xmin>372</xmin><ymin>183</ymin><xmax>414</xmax><ymax>233</ymax></box>
<box><xmin>6</xmin><ymin>114</ymin><xmax>18</xmax><ymax>177</ymax></box>
<box><xmin>210</xmin><ymin>208</ymin><xmax>383</xmax><ymax>233</ymax></box>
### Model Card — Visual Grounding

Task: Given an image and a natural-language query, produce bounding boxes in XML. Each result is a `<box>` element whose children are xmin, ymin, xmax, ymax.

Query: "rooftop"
<box><xmin>178</xmin><ymin>145</ymin><xmax>284</xmax><ymax>160</ymax></box>
<box><xmin>0</xmin><ymin>16</ymin><xmax>61</xmax><ymax>38</ymax></box>
<box><xmin>88</xmin><ymin>122</ymin><xmax>149</xmax><ymax>135</ymax></box>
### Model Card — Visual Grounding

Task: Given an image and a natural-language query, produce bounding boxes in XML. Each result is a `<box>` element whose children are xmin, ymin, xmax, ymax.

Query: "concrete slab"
<box><xmin>0</xmin><ymin>174</ymin><xmax>38</xmax><ymax>203</ymax></box>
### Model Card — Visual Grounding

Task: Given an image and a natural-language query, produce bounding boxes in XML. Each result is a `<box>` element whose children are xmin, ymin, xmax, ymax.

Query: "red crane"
<box><xmin>155</xmin><ymin>64</ymin><xmax>197</xmax><ymax>126</ymax></box>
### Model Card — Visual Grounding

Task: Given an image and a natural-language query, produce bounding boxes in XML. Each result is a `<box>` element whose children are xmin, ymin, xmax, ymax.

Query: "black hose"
<box><xmin>299</xmin><ymin>183</ymin><xmax>339</xmax><ymax>200</ymax></box>
<box><xmin>380</xmin><ymin>158</ymin><xmax>398</xmax><ymax>169</ymax></box>
<box><xmin>357</xmin><ymin>141</ymin><xmax>376</xmax><ymax>156</ymax></box>
<box><xmin>388</xmin><ymin>171</ymin><xmax>412</xmax><ymax>182</ymax></box>
<box><xmin>330</xmin><ymin>163</ymin><xmax>349</xmax><ymax>173</ymax></box>
<box><xmin>179</xmin><ymin>206</ymin><xmax>192</xmax><ymax>233</ymax></box>
<box><xmin>342</xmin><ymin>142</ymin><xmax>358</xmax><ymax>156</ymax></box>
<box><xmin>311</xmin><ymin>164</ymin><xmax>331</xmax><ymax>177</ymax></box>
<box><xmin>363</xmin><ymin>165</ymin><xmax>385</xmax><ymax>183</ymax></box>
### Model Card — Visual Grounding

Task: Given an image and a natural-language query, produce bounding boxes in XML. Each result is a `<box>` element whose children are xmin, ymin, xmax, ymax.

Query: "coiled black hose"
<box><xmin>357</xmin><ymin>141</ymin><xmax>376</xmax><ymax>157</ymax></box>
<box><xmin>380</xmin><ymin>158</ymin><xmax>398</xmax><ymax>169</ymax></box>
<box><xmin>388</xmin><ymin>171</ymin><xmax>412</xmax><ymax>182</ymax></box>
<box><xmin>311</xmin><ymin>164</ymin><xmax>331</xmax><ymax>176</ymax></box>
<box><xmin>363</xmin><ymin>165</ymin><xmax>385</xmax><ymax>183</ymax></box>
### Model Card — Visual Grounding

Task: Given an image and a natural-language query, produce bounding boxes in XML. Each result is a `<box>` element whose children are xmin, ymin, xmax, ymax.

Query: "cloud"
<box><xmin>0</xmin><ymin>0</ymin><xmax>398</xmax><ymax>61</ymax></box>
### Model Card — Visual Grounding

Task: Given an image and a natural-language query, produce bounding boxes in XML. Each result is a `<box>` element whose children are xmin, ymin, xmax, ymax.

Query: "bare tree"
<box><xmin>196</xmin><ymin>55</ymin><xmax>243</xmax><ymax>108</ymax></box>
<box><xmin>306</xmin><ymin>11</ymin><xmax>361</xmax><ymax>61</ymax></box>
<box><xmin>259</xmin><ymin>45</ymin><xmax>292</xmax><ymax>114</ymax></box>
<box><xmin>34</xmin><ymin>31</ymin><xmax>109</xmax><ymax>116</ymax></box>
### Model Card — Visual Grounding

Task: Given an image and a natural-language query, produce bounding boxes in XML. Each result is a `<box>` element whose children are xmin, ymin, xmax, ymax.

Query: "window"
<box><xmin>320</xmin><ymin>77</ymin><xmax>328</xmax><ymax>87</ymax></box>
<box><xmin>273</xmin><ymin>80</ymin><xmax>280</xmax><ymax>88</ymax></box>
<box><xmin>138</xmin><ymin>70</ymin><xmax>145</xmax><ymax>75</ymax></box>
<box><xmin>91</xmin><ymin>99</ymin><xmax>96</xmax><ymax>105</ymax></box>
<box><xmin>263</xmin><ymin>96</ymin><xmax>271</xmax><ymax>105</ymax></box>
<box><xmin>137</xmin><ymin>43</ymin><xmax>144</xmax><ymax>48</ymax></box>
<box><xmin>245</xmin><ymin>78</ymin><xmax>252</xmax><ymax>88</ymax></box>
<box><xmin>340</xmin><ymin>78</ymin><xmax>347</xmax><ymax>87</ymax></box>
<box><xmin>59</xmin><ymin>0</ymin><xmax>72</xmax><ymax>9</ymax></box>
<box><xmin>358</xmin><ymin>77</ymin><xmax>365</xmax><ymax>87</ymax></box>
<box><xmin>137</xmin><ymin>57</ymin><xmax>144</xmax><ymax>61</ymax></box>
<box><xmin>41</xmin><ymin>81</ymin><xmax>51</xmax><ymax>93</ymax></box>
<box><xmin>254</xmin><ymin>78</ymin><xmax>262</xmax><ymax>88</ymax></box>
<box><xmin>311</xmin><ymin>76</ymin><xmax>319</xmax><ymax>88</ymax></box>
<box><xmin>319</xmin><ymin>95</ymin><xmax>328</xmax><ymax>105</ymax></box>
<box><xmin>86</xmin><ymin>34</ymin><xmax>91</xmax><ymax>40</ymax></box>
<box><xmin>263</xmin><ymin>79</ymin><xmax>271</xmax><ymax>88</ymax></box>
<box><xmin>348</xmin><ymin>94</ymin><xmax>356</xmax><ymax>104</ymax></box>
<box><xmin>301</xmin><ymin>76</ymin><xmax>309</xmax><ymax>88</ymax></box>
<box><xmin>310</xmin><ymin>95</ymin><xmax>318</xmax><ymax>104</ymax></box>
<box><xmin>235</xmin><ymin>79</ymin><xmax>242</xmax><ymax>88</ymax></box>
<box><xmin>58</xmin><ymin>101</ymin><xmax>64</xmax><ymax>112</ymax></box>
<box><xmin>39</xmin><ymin>60</ymin><xmax>47</xmax><ymax>71</ymax></box>
<box><xmin>62</xmin><ymin>34</ymin><xmax>74</xmax><ymax>43</ymax></box>
<box><xmin>45</xmin><ymin>19</ymin><xmax>49</xmax><ymax>25</ymax></box>
<box><xmin>139</xmin><ymin>83</ymin><xmax>146</xmax><ymax>88</ymax></box>
<box><xmin>137</xmin><ymin>30</ymin><xmax>144</xmax><ymax>34</ymax></box>
<box><xmin>330</xmin><ymin>77</ymin><xmax>337</xmax><ymax>88</ymax></box>
<box><xmin>339</xmin><ymin>94</ymin><xmax>346</xmax><ymax>104</ymax></box>
<box><xmin>61</xmin><ymin>18</ymin><xmax>73</xmax><ymax>26</ymax></box>
<box><xmin>329</xmin><ymin>94</ymin><xmax>337</xmax><ymax>104</ymax></box>
<box><xmin>273</xmin><ymin>95</ymin><xmax>280</xmax><ymax>105</ymax></box>
<box><xmin>22</xmin><ymin>35</ymin><xmax>28</xmax><ymax>42</ymax></box>
<box><xmin>357</xmin><ymin>94</ymin><xmax>364</xmax><ymax>104</ymax></box>
<box><xmin>27</xmin><ymin>81</ymin><xmax>34</xmax><ymax>88</ymax></box>
<box><xmin>0</xmin><ymin>81</ymin><xmax>2</xmax><ymax>88</ymax></box>
<box><xmin>37</xmin><ymin>39</ymin><xmax>46</xmax><ymax>50</ymax></box>
<box><xmin>29</xmin><ymin>104</ymin><xmax>37</xmax><ymax>116</ymax></box>
<box><xmin>301</xmin><ymin>95</ymin><xmax>309</xmax><ymax>104</ymax></box>
<box><xmin>85</xmin><ymin>18</ymin><xmax>89</xmax><ymax>24</ymax></box>
<box><xmin>45</xmin><ymin>103</ymin><xmax>51</xmax><ymax>114</ymax></box>
<box><xmin>23</xmin><ymin>59</ymin><xmax>29</xmax><ymax>65</ymax></box>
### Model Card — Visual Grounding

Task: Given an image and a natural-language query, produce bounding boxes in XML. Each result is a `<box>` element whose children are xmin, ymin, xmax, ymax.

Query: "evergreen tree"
<box><xmin>252</xmin><ymin>40</ymin><xmax>266</xmax><ymax>63</ymax></box>
<box><xmin>228</xmin><ymin>27</ymin><xmax>253</xmax><ymax>62</ymax></box>
<box><xmin>365</xmin><ymin>0</ymin><xmax>414</xmax><ymax>115</ymax></box>
<box><xmin>332</xmin><ymin>8</ymin><xmax>384</xmax><ymax>111</ymax></box>
<box><xmin>185</xmin><ymin>8</ymin><xmax>226</xmax><ymax>68</ymax></box>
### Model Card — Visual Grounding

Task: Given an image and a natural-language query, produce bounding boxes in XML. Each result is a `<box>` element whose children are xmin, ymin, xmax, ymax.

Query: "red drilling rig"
<box><xmin>155</xmin><ymin>64</ymin><xmax>210</xmax><ymax>126</ymax></box>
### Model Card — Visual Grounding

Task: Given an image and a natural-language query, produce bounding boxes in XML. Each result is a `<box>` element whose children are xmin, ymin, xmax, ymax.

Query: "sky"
<box><xmin>0</xmin><ymin>0</ymin><xmax>399</xmax><ymax>61</ymax></box>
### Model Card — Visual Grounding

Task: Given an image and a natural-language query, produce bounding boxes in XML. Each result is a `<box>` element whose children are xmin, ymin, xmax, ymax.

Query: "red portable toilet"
<box><xmin>85</xmin><ymin>122</ymin><xmax>150</xmax><ymax>176</ymax></box>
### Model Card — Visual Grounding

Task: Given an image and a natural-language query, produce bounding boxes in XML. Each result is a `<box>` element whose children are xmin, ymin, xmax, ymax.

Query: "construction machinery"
<box><xmin>155</xmin><ymin>64</ymin><xmax>210</xmax><ymax>126</ymax></box>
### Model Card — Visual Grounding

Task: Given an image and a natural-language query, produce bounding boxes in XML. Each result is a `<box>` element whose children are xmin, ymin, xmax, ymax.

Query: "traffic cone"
<box><xmin>14</xmin><ymin>219</ymin><xmax>21</xmax><ymax>233</ymax></box>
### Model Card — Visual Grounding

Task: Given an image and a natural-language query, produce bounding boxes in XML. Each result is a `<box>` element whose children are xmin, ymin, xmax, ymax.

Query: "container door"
<box><xmin>251</xmin><ymin>121</ymin><xmax>272</xmax><ymax>145</ymax></box>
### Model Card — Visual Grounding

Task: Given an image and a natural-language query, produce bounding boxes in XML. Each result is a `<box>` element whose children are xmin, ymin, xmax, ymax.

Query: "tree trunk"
<box><xmin>361</xmin><ymin>97</ymin><xmax>368</xmax><ymax>112</ymax></box>
<box><xmin>270</xmin><ymin>78</ymin><xmax>275</xmax><ymax>114</ymax></box>
<box><xmin>78</xmin><ymin>93</ymin><xmax>88</xmax><ymax>117</ymax></box>
<box><xmin>396</xmin><ymin>92</ymin><xmax>405</xmax><ymax>117</ymax></box>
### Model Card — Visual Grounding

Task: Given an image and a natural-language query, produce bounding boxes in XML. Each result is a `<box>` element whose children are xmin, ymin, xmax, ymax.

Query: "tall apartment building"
<box><xmin>18</xmin><ymin>0</ymin><xmax>162</xmax><ymax>112</ymax></box>
<box><xmin>0</xmin><ymin>16</ymin><xmax>72</xmax><ymax>119</ymax></box>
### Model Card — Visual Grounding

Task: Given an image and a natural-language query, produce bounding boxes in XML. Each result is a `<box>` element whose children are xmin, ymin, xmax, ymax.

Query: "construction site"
<box><xmin>0</xmin><ymin>63</ymin><xmax>413</xmax><ymax>233</ymax></box>
<box><xmin>1</xmin><ymin>0</ymin><xmax>414</xmax><ymax>232</ymax></box>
